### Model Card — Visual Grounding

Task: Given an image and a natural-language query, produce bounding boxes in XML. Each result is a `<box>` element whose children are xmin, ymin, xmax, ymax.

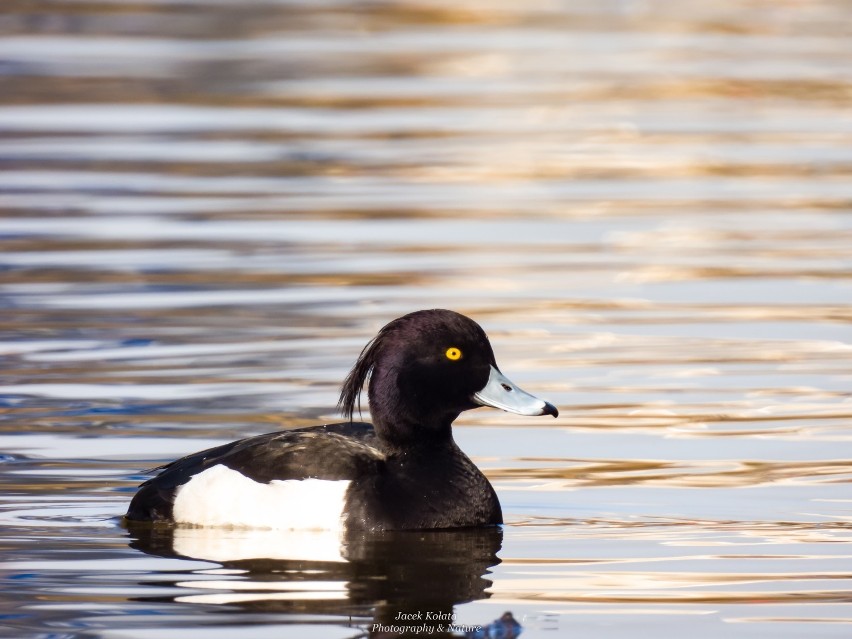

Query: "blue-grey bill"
<box><xmin>473</xmin><ymin>366</ymin><xmax>558</xmax><ymax>418</ymax></box>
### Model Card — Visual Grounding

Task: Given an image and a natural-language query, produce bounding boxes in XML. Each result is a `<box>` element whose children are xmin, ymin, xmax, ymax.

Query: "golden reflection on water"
<box><xmin>491</xmin><ymin>459</ymin><xmax>852</xmax><ymax>488</ymax></box>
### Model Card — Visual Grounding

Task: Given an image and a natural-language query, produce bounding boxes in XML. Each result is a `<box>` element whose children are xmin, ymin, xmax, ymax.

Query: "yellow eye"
<box><xmin>445</xmin><ymin>347</ymin><xmax>462</xmax><ymax>361</ymax></box>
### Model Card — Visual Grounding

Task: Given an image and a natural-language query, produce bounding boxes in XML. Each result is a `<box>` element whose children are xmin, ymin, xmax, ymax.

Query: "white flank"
<box><xmin>172</xmin><ymin>464</ymin><xmax>350</xmax><ymax>531</ymax></box>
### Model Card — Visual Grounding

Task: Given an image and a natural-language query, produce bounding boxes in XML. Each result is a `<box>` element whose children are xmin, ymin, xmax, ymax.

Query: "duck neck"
<box><xmin>367</xmin><ymin>372</ymin><xmax>458</xmax><ymax>455</ymax></box>
<box><xmin>373</xmin><ymin>413</ymin><xmax>457</xmax><ymax>456</ymax></box>
<box><xmin>367</xmin><ymin>361</ymin><xmax>460</xmax><ymax>455</ymax></box>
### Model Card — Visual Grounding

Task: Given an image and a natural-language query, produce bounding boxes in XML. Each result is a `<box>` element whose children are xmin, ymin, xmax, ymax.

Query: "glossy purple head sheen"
<box><xmin>337</xmin><ymin>309</ymin><xmax>557</xmax><ymax>452</ymax></box>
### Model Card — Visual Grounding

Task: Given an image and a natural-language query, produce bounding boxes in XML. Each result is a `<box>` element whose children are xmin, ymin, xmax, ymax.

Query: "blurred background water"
<box><xmin>1</xmin><ymin>0</ymin><xmax>851</xmax><ymax>637</ymax></box>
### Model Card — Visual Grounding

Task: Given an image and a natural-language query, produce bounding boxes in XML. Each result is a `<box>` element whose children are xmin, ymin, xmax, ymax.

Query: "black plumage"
<box><xmin>125</xmin><ymin>309</ymin><xmax>555</xmax><ymax>530</ymax></box>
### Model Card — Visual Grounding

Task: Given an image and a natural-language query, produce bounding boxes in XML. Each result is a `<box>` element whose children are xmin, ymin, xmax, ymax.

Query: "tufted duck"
<box><xmin>125</xmin><ymin>309</ymin><xmax>557</xmax><ymax>531</ymax></box>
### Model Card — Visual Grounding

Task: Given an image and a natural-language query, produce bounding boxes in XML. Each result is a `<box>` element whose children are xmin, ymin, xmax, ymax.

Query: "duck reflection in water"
<box><xmin>127</xmin><ymin>524</ymin><xmax>507</xmax><ymax>638</ymax></box>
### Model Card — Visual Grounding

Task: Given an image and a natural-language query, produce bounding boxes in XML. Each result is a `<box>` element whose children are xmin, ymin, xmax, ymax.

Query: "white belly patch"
<box><xmin>172</xmin><ymin>464</ymin><xmax>350</xmax><ymax>530</ymax></box>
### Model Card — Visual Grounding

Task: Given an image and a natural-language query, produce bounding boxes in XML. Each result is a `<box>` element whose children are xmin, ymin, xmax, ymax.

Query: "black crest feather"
<box><xmin>337</xmin><ymin>327</ymin><xmax>386</xmax><ymax>421</ymax></box>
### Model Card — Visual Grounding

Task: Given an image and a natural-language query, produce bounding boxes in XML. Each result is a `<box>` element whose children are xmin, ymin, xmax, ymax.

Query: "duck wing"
<box><xmin>125</xmin><ymin>422</ymin><xmax>382</xmax><ymax>522</ymax></box>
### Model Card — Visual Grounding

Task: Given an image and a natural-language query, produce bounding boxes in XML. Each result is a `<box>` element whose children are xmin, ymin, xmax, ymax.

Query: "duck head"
<box><xmin>338</xmin><ymin>309</ymin><xmax>557</xmax><ymax>451</ymax></box>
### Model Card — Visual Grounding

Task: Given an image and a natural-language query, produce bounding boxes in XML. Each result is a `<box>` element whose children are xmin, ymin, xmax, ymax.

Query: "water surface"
<box><xmin>1</xmin><ymin>1</ymin><xmax>851</xmax><ymax>637</ymax></box>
